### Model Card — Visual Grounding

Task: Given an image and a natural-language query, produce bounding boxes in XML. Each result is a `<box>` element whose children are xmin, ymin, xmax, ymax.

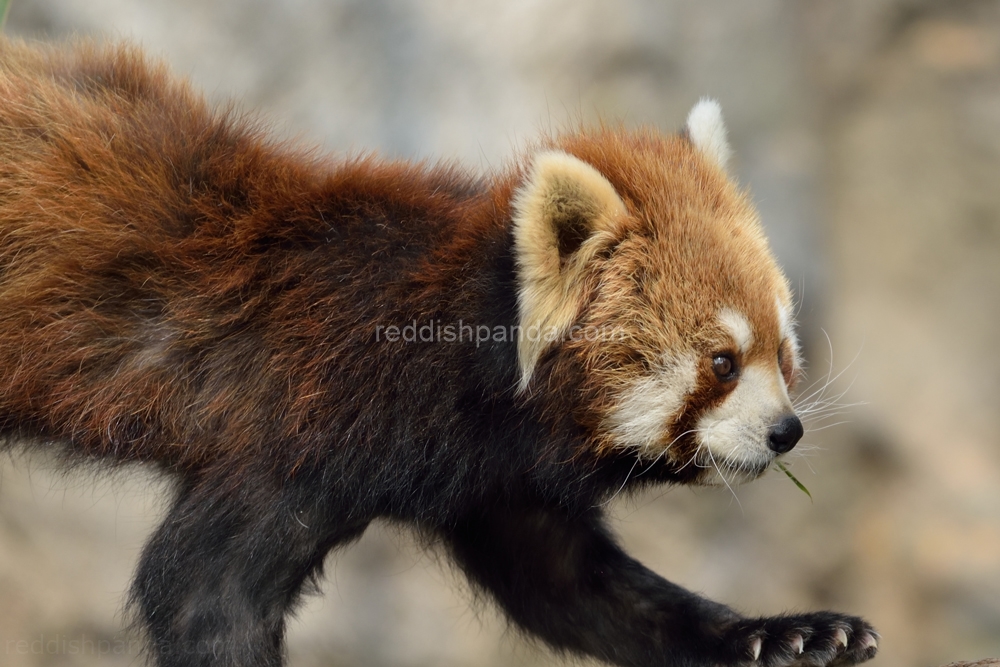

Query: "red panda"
<box><xmin>0</xmin><ymin>39</ymin><xmax>878</xmax><ymax>667</ymax></box>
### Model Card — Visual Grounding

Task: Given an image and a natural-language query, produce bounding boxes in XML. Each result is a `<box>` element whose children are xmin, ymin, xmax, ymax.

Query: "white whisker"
<box><xmin>704</xmin><ymin>447</ymin><xmax>743</xmax><ymax>512</ymax></box>
<box><xmin>598</xmin><ymin>427</ymin><xmax>703</xmax><ymax>507</ymax></box>
<box><xmin>799</xmin><ymin>420</ymin><xmax>854</xmax><ymax>432</ymax></box>
<box><xmin>791</xmin><ymin>330</ymin><xmax>864</xmax><ymax>413</ymax></box>
<box><xmin>598</xmin><ymin>456</ymin><xmax>641</xmax><ymax>507</ymax></box>
<box><xmin>791</xmin><ymin>331</ymin><xmax>864</xmax><ymax>445</ymax></box>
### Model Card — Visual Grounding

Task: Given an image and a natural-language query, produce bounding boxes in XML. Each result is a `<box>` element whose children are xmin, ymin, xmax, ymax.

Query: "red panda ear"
<box><xmin>685</xmin><ymin>98</ymin><xmax>732</xmax><ymax>169</ymax></box>
<box><xmin>511</xmin><ymin>151</ymin><xmax>627</xmax><ymax>392</ymax></box>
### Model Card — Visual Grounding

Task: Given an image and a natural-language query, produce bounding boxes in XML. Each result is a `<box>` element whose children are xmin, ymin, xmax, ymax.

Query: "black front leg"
<box><xmin>445</xmin><ymin>505</ymin><xmax>878</xmax><ymax>667</ymax></box>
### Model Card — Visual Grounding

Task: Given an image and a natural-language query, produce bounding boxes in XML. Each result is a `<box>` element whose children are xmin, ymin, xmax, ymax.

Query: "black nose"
<box><xmin>768</xmin><ymin>414</ymin><xmax>803</xmax><ymax>454</ymax></box>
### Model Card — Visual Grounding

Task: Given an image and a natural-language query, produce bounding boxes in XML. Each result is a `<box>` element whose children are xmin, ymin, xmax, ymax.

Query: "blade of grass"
<box><xmin>776</xmin><ymin>461</ymin><xmax>813</xmax><ymax>502</ymax></box>
<box><xmin>0</xmin><ymin>0</ymin><xmax>10</xmax><ymax>32</ymax></box>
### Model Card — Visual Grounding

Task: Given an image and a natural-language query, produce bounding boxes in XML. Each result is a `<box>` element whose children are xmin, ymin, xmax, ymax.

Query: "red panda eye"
<box><xmin>712</xmin><ymin>354</ymin><xmax>737</xmax><ymax>381</ymax></box>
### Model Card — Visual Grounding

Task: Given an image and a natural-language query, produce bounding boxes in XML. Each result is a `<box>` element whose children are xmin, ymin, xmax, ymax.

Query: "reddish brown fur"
<box><xmin>0</xmin><ymin>39</ymin><xmax>523</xmax><ymax>473</ymax></box>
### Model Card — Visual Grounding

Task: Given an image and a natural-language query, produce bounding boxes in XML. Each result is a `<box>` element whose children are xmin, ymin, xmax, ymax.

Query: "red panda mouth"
<box><xmin>693</xmin><ymin>449</ymin><xmax>774</xmax><ymax>486</ymax></box>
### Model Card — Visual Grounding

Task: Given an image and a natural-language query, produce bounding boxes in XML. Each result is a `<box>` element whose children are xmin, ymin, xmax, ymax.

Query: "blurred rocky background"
<box><xmin>1</xmin><ymin>0</ymin><xmax>999</xmax><ymax>665</ymax></box>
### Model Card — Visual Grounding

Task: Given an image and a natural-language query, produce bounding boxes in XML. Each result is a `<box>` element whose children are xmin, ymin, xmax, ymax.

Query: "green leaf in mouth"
<box><xmin>776</xmin><ymin>461</ymin><xmax>812</xmax><ymax>502</ymax></box>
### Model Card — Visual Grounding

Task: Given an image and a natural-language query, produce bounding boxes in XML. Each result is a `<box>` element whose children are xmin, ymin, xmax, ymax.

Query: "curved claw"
<box><xmin>751</xmin><ymin>637</ymin><xmax>763</xmax><ymax>661</ymax></box>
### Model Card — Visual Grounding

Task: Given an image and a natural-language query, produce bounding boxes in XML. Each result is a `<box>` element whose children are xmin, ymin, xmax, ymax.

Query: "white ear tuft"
<box><xmin>685</xmin><ymin>98</ymin><xmax>732</xmax><ymax>169</ymax></box>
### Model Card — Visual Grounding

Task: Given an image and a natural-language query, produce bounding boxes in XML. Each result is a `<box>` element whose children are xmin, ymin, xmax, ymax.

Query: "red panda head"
<box><xmin>511</xmin><ymin>100</ymin><xmax>802</xmax><ymax>485</ymax></box>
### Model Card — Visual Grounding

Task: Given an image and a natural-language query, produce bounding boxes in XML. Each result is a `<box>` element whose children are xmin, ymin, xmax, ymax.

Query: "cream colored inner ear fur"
<box><xmin>511</xmin><ymin>151</ymin><xmax>627</xmax><ymax>392</ymax></box>
<box><xmin>686</xmin><ymin>98</ymin><xmax>732</xmax><ymax>169</ymax></box>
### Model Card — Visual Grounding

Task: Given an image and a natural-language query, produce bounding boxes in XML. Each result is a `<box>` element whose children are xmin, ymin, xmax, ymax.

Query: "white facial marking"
<box><xmin>719</xmin><ymin>308</ymin><xmax>754</xmax><ymax>355</ymax></box>
<box><xmin>607</xmin><ymin>353</ymin><xmax>698</xmax><ymax>454</ymax></box>
<box><xmin>696</xmin><ymin>364</ymin><xmax>792</xmax><ymax>476</ymax></box>
<box><xmin>685</xmin><ymin>98</ymin><xmax>732</xmax><ymax>169</ymax></box>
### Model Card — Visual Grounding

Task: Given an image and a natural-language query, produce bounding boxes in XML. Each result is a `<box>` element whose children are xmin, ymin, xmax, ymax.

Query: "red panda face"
<box><xmin>512</xmin><ymin>101</ymin><xmax>803</xmax><ymax>485</ymax></box>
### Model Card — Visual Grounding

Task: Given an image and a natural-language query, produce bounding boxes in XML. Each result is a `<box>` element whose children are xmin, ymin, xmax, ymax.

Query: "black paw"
<box><xmin>725</xmin><ymin>612</ymin><xmax>878</xmax><ymax>667</ymax></box>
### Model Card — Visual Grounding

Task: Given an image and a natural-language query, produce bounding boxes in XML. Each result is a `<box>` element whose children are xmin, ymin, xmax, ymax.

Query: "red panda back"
<box><xmin>0</xmin><ymin>39</ymin><xmax>502</xmax><ymax>470</ymax></box>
